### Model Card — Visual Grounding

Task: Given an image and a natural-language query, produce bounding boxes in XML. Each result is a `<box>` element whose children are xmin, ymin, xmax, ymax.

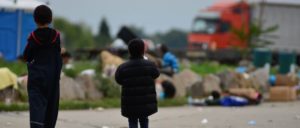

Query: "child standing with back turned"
<box><xmin>115</xmin><ymin>39</ymin><xmax>160</xmax><ymax>128</ymax></box>
<box><xmin>23</xmin><ymin>5</ymin><xmax>62</xmax><ymax>128</ymax></box>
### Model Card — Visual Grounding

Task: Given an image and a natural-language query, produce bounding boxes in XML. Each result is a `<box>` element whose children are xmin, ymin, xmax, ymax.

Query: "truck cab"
<box><xmin>188</xmin><ymin>0</ymin><xmax>250</xmax><ymax>59</ymax></box>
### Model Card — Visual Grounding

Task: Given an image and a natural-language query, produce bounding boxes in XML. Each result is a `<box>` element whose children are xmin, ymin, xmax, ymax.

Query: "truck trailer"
<box><xmin>188</xmin><ymin>0</ymin><xmax>300</xmax><ymax>65</ymax></box>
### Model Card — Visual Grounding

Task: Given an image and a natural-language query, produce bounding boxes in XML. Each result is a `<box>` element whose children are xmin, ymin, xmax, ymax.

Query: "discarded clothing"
<box><xmin>0</xmin><ymin>68</ymin><xmax>18</xmax><ymax>90</ymax></box>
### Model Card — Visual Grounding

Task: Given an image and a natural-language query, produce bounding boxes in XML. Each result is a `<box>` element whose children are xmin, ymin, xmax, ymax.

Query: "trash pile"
<box><xmin>156</xmin><ymin>63</ymin><xmax>299</xmax><ymax>107</ymax></box>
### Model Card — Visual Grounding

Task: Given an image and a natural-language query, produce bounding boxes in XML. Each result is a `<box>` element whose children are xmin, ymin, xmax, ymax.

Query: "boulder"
<box><xmin>60</xmin><ymin>75</ymin><xmax>85</xmax><ymax>100</ymax></box>
<box><xmin>217</xmin><ymin>70</ymin><xmax>237</xmax><ymax>90</ymax></box>
<box><xmin>157</xmin><ymin>74</ymin><xmax>173</xmax><ymax>83</ymax></box>
<box><xmin>201</xmin><ymin>74</ymin><xmax>222</xmax><ymax>95</ymax></box>
<box><xmin>189</xmin><ymin>81</ymin><xmax>203</xmax><ymax>98</ymax></box>
<box><xmin>172</xmin><ymin>69</ymin><xmax>202</xmax><ymax>97</ymax></box>
<box><xmin>190</xmin><ymin>74</ymin><xmax>222</xmax><ymax>98</ymax></box>
<box><xmin>76</xmin><ymin>75</ymin><xmax>103</xmax><ymax>100</ymax></box>
<box><xmin>249</xmin><ymin>68</ymin><xmax>270</xmax><ymax>91</ymax></box>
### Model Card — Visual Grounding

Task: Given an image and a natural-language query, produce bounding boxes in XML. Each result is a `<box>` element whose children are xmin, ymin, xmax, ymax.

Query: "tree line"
<box><xmin>53</xmin><ymin>17</ymin><xmax>188</xmax><ymax>51</ymax></box>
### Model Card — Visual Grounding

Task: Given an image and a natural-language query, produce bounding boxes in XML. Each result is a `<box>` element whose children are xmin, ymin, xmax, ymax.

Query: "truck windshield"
<box><xmin>192</xmin><ymin>18</ymin><xmax>219</xmax><ymax>34</ymax></box>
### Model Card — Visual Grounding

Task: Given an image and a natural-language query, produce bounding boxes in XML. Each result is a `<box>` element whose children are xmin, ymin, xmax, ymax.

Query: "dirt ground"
<box><xmin>1</xmin><ymin>101</ymin><xmax>300</xmax><ymax>128</ymax></box>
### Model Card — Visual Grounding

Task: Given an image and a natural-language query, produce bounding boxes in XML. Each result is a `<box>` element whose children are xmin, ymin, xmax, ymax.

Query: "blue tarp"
<box><xmin>0</xmin><ymin>9</ymin><xmax>35</xmax><ymax>61</ymax></box>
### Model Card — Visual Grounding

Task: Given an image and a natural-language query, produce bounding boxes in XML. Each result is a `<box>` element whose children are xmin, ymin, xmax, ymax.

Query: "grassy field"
<box><xmin>0</xmin><ymin>60</ymin><xmax>234</xmax><ymax>112</ymax></box>
<box><xmin>0</xmin><ymin>59</ymin><xmax>27</xmax><ymax>76</ymax></box>
<box><xmin>0</xmin><ymin>98</ymin><xmax>187</xmax><ymax>111</ymax></box>
<box><xmin>190</xmin><ymin>61</ymin><xmax>234</xmax><ymax>75</ymax></box>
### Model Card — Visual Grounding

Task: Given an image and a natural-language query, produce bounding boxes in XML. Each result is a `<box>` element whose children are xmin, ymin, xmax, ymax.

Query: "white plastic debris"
<box><xmin>248</xmin><ymin>120</ymin><xmax>257</xmax><ymax>125</ymax></box>
<box><xmin>201</xmin><ymin>118</ymin><xmax>208</xmax><ymax>124</ymax></box>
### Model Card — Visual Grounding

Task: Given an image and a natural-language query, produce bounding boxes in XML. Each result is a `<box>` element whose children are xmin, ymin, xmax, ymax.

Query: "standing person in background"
<box><xmin>159</xmin><ymin>44</ymin><xmax>179</xmax><ymax>76</ymax></box>
<box><xmin>23</xmin><ymin>5</ymin><xmax>62</xmax><ymax>128</ymax></box>
<box><xmin>115</xmin><ymin>39</ymin><xmax>160</xmax><ymax>128</ymax></box>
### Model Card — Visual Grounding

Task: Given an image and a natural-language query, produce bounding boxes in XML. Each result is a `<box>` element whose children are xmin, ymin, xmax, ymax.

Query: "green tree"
<box><xmin>95</xmin><ymin>18</ymin><xmax>112</xmax><ymax>48</ymax></box>
<box><xmin>127</xmin><ymin>25</ymin><xmax>147</xmax><ymax>38</ymax></box>
<box><xmin>150</xmin><ymin>29</ymin><xmax>187</xmax><ymax>49</ymax></box>
<box><xmin>231</xmin><ymin>22</ymin><xmax>278</xmax><ymax>57</ymax></box>
<box><xmin>53</xmin><ymin>18</ymin><xmax>95</xmax><ymax>50</ymax></box>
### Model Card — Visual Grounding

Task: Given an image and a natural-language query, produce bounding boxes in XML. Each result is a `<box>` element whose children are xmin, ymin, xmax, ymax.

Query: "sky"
<box><xmin>45</xmin><ymin>0</ymin><xmax>218</xmax><ymax>35</ymax></box>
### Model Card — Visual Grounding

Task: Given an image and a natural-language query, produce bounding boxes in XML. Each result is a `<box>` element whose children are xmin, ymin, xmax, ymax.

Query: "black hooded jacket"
<box><xmin>23</xmin><ymin>28</ymin><xmax>62</xmax><ymax>93</ymax></box>
<box><xmin>115</xmin><ymin>56</ymin><xmax>160</xmax><ymax>118</ymax></box>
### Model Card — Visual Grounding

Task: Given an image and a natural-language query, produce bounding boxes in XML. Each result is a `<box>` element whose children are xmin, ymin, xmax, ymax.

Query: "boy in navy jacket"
<box><xmin>23</xmin><ymin>5</ymin><xmax>62</xmax><ymax>128</ymax></box>
<box><xmin>115</xmin><ymin>39</ymin><xmax>160</xmax><ymax>128</ymax></box>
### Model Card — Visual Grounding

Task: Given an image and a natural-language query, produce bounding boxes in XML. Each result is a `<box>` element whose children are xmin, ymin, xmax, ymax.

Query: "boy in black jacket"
<box><xmin>115</xmin><ymin>39</ymin><xmax>160</xmax><ymax>128</ymax></box>
<box><xmin>23</xmin><ymin>5</ymin><xmax>62</xmax><ymax>128</ymax></box>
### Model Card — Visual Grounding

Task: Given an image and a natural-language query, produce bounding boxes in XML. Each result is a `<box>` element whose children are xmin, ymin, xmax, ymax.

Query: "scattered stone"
<box><xmin>248</xmin><ymin>120</ymin><xmax>257</xmax><ymax>126</ymax></box>
<box><xmin>201</xmin><ymin>74</ymin><xmax>222</xmax><ymax>95</ymax></box>
<box><xmin>250</xmin><ymin>67</ymin><xmax>270</xmax><ymax>91</ymax></box>
<box><xmin>172</xmin><ymin>69</ymin><xmax>202</xmax><ymax>97</ymax></box>
<box><xmin>201</xmin><ymin>118</ymin><xmax>208</xmax><ymax>124</ymax></box>
<box><xmin>295</xmin><ymin>115</ymin><xmax>300</xmax><ymax>120</ymax></box>
<box><xmin>76</xmin><ymin>75</ymin><xmax>103</xmax><ymax>100</ymax></box>
<box><xmin>217</xmin><ymin>70</ymin><xmax>237</xmax><ymax>90</ymax></box>
<box><xmin>95</xmin><ymin>107</ymin><xmax>104</xmax><ymax>111</ymax></box>
<box><xmin>60</xmin><ymin>75</ymin><xmax>85</xmax><ymax>100</ymax></box>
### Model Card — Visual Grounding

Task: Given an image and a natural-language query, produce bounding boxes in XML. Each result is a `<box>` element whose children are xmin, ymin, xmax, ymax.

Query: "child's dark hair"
<box><xmin>128</xmin><ymin>39</ymin><xmax>144</xmax><ymax>57</ymax></box>
<box><xmin>34</xmin><ymin>5</ymin><xmax>52</xmax><ymax>25</ymax></box>
<box><xmin>160</xmin><ymin>44</ymin><xmax>168</xmax><ymax>54</ymax></box>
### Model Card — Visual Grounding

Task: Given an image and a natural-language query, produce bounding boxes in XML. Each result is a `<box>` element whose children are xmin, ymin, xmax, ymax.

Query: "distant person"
<box><xmin>115</xmin><ymin>39</ymin><xmax>160</xmax><ymax>128</ymax></box>
<box><xmin>159</xmin><ymin>44</ymin><xmax>179</xmax><ymax>76</ymax></box>
<box><xmin>23</xmin><ymin>5</ymin><xmax>62</xmax><ymax>128</ymax></box>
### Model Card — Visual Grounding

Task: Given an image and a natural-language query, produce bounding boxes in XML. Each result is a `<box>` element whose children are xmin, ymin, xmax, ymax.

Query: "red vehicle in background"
<box><xmin>188</xmin><ymin>0</ymin><xmax>250</xmax><ymax>61</ymax></box>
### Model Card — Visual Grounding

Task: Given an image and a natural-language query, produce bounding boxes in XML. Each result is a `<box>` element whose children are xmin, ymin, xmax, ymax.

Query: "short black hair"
<box><xmin>160</xmin><ymin>44</ymin><xmax>168</xmax><ymax>54</ymax></box>
<box><xmin>128</xmin><ymin>39</ymin><xmax>144</xmax><ymax>58</ymax></box>
<box><xmin>34</xmin><ymin>5</ymin><xmax>52</xmax><ymax>25</ymax></box>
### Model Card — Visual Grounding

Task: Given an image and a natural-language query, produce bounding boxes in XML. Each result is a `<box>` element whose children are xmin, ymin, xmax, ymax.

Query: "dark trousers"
<box><xmin>128</xmin><ymin>117</ymin><xmax>149</xmax><ymax>128</ymax></box>
<box><xmin>28</xmin><ymin>80</ymin><xmax>59</xmax><ymax>128</ymax></box>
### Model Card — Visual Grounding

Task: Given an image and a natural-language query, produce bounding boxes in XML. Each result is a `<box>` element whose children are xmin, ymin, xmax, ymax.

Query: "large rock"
<box><xmin>60</xmin><ymin>75</ymin><xmax>85</xmax><ymax>100</ymax></box>
<box><xmin>157</xmin><ymin>74</ymin><xmax>173</xmax><ymax>83</ymax></box>
<box><xmin>172</xmin><ymin>69</ymin><xmax>202</xmax><ymax>97</ymax></box>
<box><xmin>190</xmin><ymin>74</ymin><xmax>222</xmax><ymax>98</ymax></box>
<box><xmin>217</xmin><ymin>70</ymin><xmax>237</xmax><ymax>90</ymax></box>
<box><xmin>76</xmin><ymin>75</ymin><xmax>103</xmax><ymax>100</ymax></box>
<box><xmin>249</xmin><ymin>68</ymin><xmax>270</xmax><ymax>91</ymax></box>
<box><xmin>189</xmin><ymin>81</ymin><xmax>203</xmax><ymax>98</ymax></box>
<box><xmin>219</xmin><ymin>71</ymin><xmax>261</xmax><ymax>91</ymax></box>
<box><xmin>0</xmin><ymin>87</ymin><xmax>18</xmax><ymax>103</ymax></box>
<box><xmin>201</xmin><ymin>74</ymin><xmax>222</xmax><ymax>95</ymax></box>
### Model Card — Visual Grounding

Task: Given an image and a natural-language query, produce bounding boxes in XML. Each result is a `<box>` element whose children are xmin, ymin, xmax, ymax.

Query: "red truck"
<box><xmin>188</xmin><ymin>0</ymin><xmax>250</xmax><ymax>61</ymax></box>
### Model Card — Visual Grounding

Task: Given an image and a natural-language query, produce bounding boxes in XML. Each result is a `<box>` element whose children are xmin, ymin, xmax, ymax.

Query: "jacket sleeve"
<box><xmin>56</xmin><ymin>32</ymin><xmax>62</xmax><ymax>53</ymax></box>
<box><xmin>150</xmin><ymin>62</ymin><xmax>160</xmax><ymax>79</ymax></box>
<box><xmin>115</xmin><ymin>66</ymin><xmax>123</xmax><ymax>85</ymax></box>
<box><xmin>23</xmin><ymin>40</ymin><xmax>36</xmax><ymax>62</ymax></box>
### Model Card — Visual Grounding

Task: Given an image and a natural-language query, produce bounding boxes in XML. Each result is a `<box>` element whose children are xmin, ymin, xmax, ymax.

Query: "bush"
<box><xmin>0</xmin><ymin>59</ymin><xmax>27</xmax><ymax>76</ymax></box>
<box><xmin>63</xmin><ymin>60</ymin><xmax>99</xmax><ymax>78</ymax></box>
<box><xmin>96</xmin><ymin>76</ymin><xmax>121</xmax><ymax>98</ymax></box>
<box><xmin>190</xmin><ymin>61</ymin><xmax>234</xmax><ymax>75</ymax></box>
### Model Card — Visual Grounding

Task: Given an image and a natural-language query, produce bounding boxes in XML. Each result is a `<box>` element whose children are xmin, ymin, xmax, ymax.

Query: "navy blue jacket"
<box><xmin>115</xmin><ymin>57</ymin><xmax>160</xmax><ymax>118</ymax></box>
<box><xmin>23</xmin><ymin>28</ymin><xmax>62</xmax><ymax>94</ymax></box>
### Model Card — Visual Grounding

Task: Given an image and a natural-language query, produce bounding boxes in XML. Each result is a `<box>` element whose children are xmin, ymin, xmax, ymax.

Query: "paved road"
<box><xmin>1</xmin><ymin>101</ymin><xmax>300</xmax><ymax>128</ymax></box>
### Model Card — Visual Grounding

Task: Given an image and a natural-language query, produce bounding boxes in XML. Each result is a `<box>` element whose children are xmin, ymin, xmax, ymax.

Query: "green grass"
<box><xmin>0</xmin><ymin>98</ymin><xmax>187</xmax><ymax>111</ymax></box>
<box><xmin>63</xmin><ymin>60</ymin><xmax>99</xmax><ymax>78</ymax></box>
<box><xmin>190</xmin><ymin>62</ymin><xmax>234</xmax><ymax>76</ymax></box>
<box><xmin>0</xmin><ymin>59</ymin><xmax>27</xmax><ymax>76</ymax></box>
<box><xmin>158</xmin><ymin>97</ymin><xmax>187</xmax><ymax>107</ymax></box>
<box><xmin>0</xmin><ymin>59</ymin><xmax>99</xmax><ymax>78</ymax></box>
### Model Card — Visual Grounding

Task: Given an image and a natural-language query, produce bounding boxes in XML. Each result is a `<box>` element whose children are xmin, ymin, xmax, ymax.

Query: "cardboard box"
<box><xmin>269</xmin><ymin>86</ymin><xmax>297</xmax><ymax>101</ymax></box>
<box><xmin>229</xmin><ymin>88</ymin><xmax>258</xmax><ymax>100</ymax></box>
<box><xmin>275</xmin><ymin>74</ymin><xmax>298</xmax><ymax>86</ymax></box>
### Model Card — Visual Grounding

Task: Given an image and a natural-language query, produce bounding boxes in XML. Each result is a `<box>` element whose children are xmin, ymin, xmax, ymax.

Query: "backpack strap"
<box><xmin>31</xmin><ymin>32</ymin><xmax>42</xmax><ymax>45</ymax></box>
<box><xmin>51</xmin><ymin>30</ymin><xmax>60</xmax><ymax>44</ymax></box>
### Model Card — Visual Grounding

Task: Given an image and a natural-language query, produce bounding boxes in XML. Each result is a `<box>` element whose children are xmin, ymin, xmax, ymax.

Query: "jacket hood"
<box><xmin>32</xmin><ymin>28</ymin><xmax>58</xmax><ymax>45</ymax></box>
